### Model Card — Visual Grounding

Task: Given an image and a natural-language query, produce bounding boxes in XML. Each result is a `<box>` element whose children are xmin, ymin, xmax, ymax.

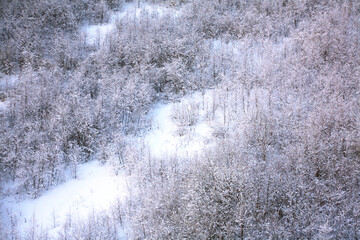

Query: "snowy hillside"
<box><xmin>1</xmin><ymin>0</ymin><xmax>359</xmax><ymax>239</ymax></box>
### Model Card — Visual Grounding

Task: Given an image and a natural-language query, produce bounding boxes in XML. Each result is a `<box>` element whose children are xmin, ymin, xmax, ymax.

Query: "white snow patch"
<box><xmin>144</xmin><ymin>91</ymin><xmax>214</xmax><ymax>159</ymax></box>
<box><xmin>0</xmin><ymin>101</ymin><xmax>8</xmax><ymax>112</ymax></box>
<box><xmin>0</xmin><ymin>74</ymin><xmax>18</xmax><ymax>90</ymax></box>
<box><xmin>83</xmin><ymin>23</ymin><xmax>115</xmax><ymax>46</ymax></box>
<box><xmin>1</xmin><ymin>161</ymin><xmax>129</xmax><ymax>237</ymax></box>
<box><xmin>0</xmin><ymin>74</ymin><xmax>18</xmax><ymax>113</ymax></box>
<box><xmin>146</xmin><ymin>103</ymin><xmax>179</xmax><ymax>158</ymax></box>
<box><xmin>211</xmin><ymin>39</ymin><xmax>242</xmax><ymax>55</ymax></box>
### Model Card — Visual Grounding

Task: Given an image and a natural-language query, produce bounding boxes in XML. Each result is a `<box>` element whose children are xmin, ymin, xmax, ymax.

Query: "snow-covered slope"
<box><xmin>1</xmin><ymin>161</ymin><xmax>130</xmax><ymax>237</ymax></box>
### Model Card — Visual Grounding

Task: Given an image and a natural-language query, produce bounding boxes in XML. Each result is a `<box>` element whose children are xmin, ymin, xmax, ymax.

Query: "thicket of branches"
<box><xmin>126</xmin><ymin>0</ymin><xmax>360</xmax><ymax>239</ymax></box>
<box><xmin>0</xmin><ymin>0</ymin><xmax>359</xmax><ymax>239</ymax></box>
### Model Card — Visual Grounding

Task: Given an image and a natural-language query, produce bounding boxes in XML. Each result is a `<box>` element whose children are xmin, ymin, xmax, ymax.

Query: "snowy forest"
<box><xmin>0</xmin><ymin>0</ymin><xmax>359</xmax><ymax>239</ymax></box>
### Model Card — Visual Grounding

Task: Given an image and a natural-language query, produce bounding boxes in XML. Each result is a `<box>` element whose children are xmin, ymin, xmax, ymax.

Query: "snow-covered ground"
<box><xmin>0</xmin><ymin>74</ymin><xmax>18</xmax><ymax>90</ymax></box>
<box><xmin>0</xmin><ymin>101</ymin><xmax>7</xmax><ymax>113</ymax></box>
<box><xmin>145</xmin><ymin>91</ymin><xmax>215</xmax><ymax>160</ymax></box>
<box><xmin>0</xmin><ymin>74</ymin><xmax>17</xmax><ymax>113</ymax></box>
<box><xmin>1</xmin><ymin>161</ymin><xmax>130</xmax><ymax>237</ymax></box>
